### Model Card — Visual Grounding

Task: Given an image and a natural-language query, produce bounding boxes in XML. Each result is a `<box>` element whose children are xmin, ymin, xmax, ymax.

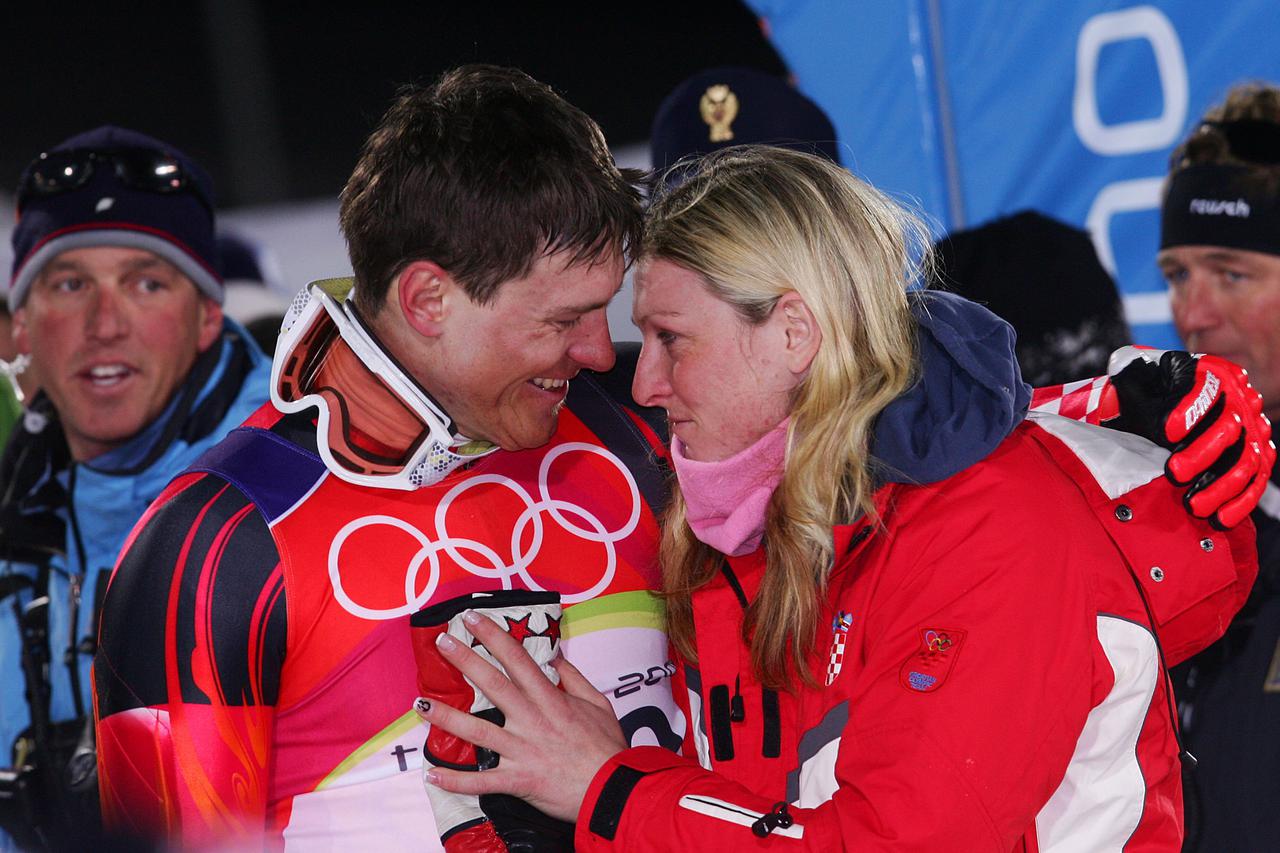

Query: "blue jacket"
<box><xmin>0</xmin><ymin>321</ymin><xmax>270</xmax><ymax>768</ymax></box>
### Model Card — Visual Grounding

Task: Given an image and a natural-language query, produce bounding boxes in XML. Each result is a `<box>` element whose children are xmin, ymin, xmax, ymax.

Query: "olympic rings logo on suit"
<box><xmin>327</xmin><ymin>442</ymin><xmax>643</xmax><ymax>621</ymax></box>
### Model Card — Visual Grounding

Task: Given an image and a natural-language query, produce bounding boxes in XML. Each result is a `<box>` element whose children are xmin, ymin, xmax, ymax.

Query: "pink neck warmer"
<box><xmin>671</xmin><ymin>419</ymin><xmax>789</xmax><ymax>557</ymax></box>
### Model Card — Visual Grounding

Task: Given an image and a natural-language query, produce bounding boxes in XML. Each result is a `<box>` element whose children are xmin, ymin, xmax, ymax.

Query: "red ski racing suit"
<box><xmin>93</xmin><ymin>366</ymin><xmax>682</xmax><ymax>850</ymax></box>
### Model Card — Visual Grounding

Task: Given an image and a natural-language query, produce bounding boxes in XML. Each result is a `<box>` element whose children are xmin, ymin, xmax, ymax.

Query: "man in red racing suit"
<box><xmin>94</xmin><ymin>359</ymin><xmax>679</xmax><ymax>848</ymax></box>
<box><xmin>92</xmin><ymin>67</ymin><xmax>681</xmax><ymax>850</ymax></box>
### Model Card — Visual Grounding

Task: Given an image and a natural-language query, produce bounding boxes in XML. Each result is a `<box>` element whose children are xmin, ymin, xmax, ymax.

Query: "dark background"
<box><xmin>2</xmin><ymin>0</ymin><xmax>784</xmax><ymax>208</ymax></box>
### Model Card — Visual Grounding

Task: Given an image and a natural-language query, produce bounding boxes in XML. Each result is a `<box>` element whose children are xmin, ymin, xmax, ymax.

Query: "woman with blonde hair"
<box><xmin>416</xmin><ymin>147</ymin><xmax>1256</xmax><ymax>851</ymax></box>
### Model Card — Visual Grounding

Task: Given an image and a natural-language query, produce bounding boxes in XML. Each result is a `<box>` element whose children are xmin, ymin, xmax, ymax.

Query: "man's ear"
<box><xmin>196</xmin><ymin>298</ymin><xmax>224</xmax><ymax>352</ymax></box>
<box><xmin>776</xmin><ymin>291</ymin><xmax>822</xmax><ymax>375</ymax></box>
<box><xmin>11</xmin><ymin>307</ymin><xmax>30</xmax><ymax>355</ymax></box>
<box><xmin>396</xmin><ymin>260</ymin><xmax>455</xmax><ymax>338</ymax></box>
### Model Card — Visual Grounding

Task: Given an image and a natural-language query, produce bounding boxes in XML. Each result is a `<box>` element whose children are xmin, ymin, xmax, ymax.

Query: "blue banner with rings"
<box><xmin>745</xmin><ymin>0</ymin><xmax>1280</xmax><ymax>348</ymax></box>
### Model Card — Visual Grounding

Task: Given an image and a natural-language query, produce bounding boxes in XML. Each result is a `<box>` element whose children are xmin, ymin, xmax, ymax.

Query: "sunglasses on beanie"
<box><xmin>17</xmin><ymin>147</ymin><xmax>214</xmax><ymax>214</ymax></box>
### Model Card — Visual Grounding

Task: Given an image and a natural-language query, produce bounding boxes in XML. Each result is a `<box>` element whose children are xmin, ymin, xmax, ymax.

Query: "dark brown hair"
<box><xmin>1170</xmin><ymin>81</ymin><xmax>1280</xmax><ymax>197</ymax></box>
<box><xmin>340</xmin><ymin>65</ymin><xmax>643</xmax><ymax>316</ymax></box>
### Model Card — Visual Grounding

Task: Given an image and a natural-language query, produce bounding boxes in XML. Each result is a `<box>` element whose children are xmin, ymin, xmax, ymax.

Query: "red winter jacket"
<box><xmin>575</xmin><ymin>414</ymin><xmax>1256</xmax><ymax>852</ymax></box>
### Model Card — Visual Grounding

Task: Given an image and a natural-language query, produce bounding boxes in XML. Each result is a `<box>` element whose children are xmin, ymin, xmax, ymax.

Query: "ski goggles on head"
<box><xmin>17</xmin><ymin>148</ymin><xmax>214</xmax><ymax>214</ymax></box>
<box><xmin>271</xmin><ymin>277</ymin><xmax>496</xmax><ymax>490</ymax></box>
<box><xmin>1200</xmin><ymin>118</ymin><xmax>1280</xmax><ymax>165</ymax></box>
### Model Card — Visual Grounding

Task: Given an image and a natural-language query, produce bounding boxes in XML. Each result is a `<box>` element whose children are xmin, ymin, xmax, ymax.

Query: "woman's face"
<box><xmin>631</xmin><ymin>258</ymin><xmax>802</xmax><ymax>462</ymax></box>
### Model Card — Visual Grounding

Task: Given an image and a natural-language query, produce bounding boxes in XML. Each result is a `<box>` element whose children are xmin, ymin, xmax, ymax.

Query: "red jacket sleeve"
<box><xmin>1025</xmin><ymin>419</ymin><xmax>1259</xmax><ymax>666</ymax></box>
<box><xmin>93</xmin><ymin>472</ymin><xmax>287</xmax><ymax>847</ymax></box>
<box><xmin>1028</xmin><ymin>379</ymin><xmax>1259</xmax><ymax>663</ymax></box>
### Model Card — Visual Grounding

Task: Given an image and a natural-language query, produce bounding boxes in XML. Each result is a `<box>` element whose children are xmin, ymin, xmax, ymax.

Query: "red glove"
<box><xmin>410</xmin><ymin>589</ymin><xmax>569</xmax><ymax>852</ymax></box>
<box><xmin>1103</xmin><ymin>346</ymin><xmax>1275</xmax><ymax>529</ymax></box>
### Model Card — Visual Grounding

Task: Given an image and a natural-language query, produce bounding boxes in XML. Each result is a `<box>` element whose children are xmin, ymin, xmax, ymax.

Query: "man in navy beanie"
<box><xmin>0</xmin><ymin>126</ymin><xmax>271</xmax><ymax>848</ymax></box>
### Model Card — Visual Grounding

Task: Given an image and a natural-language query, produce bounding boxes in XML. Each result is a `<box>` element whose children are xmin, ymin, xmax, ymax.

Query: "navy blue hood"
<box><xmin>872</xmin><ymin>290</ymin><xmax>1032</xmax><ymax>485</ymax></box>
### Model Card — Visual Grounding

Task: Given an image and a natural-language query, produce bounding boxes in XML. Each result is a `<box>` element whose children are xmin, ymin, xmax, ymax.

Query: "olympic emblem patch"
<box><xmin>825</xmin><ymin>611</ymin><xmax>855</xmax><ymax>686</ymax></box>
<box><xmin>899</xmin><ymin>628</ymin><xmax>966</xmax><ymax>694</ymax></box>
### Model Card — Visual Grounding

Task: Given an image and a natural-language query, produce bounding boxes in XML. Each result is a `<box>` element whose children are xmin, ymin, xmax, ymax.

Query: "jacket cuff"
<box><xmin>576</xmin><ymin>746</ymin><xmax>693</xmax><ymax>848</ymax></box>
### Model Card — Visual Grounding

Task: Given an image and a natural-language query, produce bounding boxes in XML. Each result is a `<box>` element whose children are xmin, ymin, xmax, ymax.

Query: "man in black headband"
<box><xmin>1158</xmin><ymin>81</ymin><xmax>1280</xmax><ymax>853</ymax></box>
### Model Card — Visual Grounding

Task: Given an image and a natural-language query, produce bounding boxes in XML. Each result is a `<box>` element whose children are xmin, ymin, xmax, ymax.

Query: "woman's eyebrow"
<box><xmin>632</xmin><ymin>307</ymin><xmax>683</xmax><ymax>325</ymax></box>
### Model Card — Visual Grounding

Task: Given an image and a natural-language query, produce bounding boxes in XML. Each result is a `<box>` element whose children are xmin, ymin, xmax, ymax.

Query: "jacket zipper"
<box><xmin>717</xmin><ymin>561</ymin><xmax>782</xmax><ymax>760</ymax></box>
<box><xmin>64</xmin><ymin>465</ymin><xmax>87</xmax><ymax>721</ymax></box>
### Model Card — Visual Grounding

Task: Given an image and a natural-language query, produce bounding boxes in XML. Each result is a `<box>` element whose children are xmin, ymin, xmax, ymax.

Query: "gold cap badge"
<box><xmin>700</xmin><ymin>84</ymin><xmax>739</xmax><ymax>143</ymax></box>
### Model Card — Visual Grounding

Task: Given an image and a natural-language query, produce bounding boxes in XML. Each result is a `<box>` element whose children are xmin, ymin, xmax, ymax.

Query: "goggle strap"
<box><xmin>341</xmin><ymin>298</ymin><xmax>461</xmax><ymax>437</ymax></box>
<box><xmin>274</xmin><ymin>279</ymin><xmax>500</xmax><ymax>489</ymax></box>
<box><xmin>1200</xmin><ymin>119</ymin><xmax>1280</xmax><ymax>166</ymax></box>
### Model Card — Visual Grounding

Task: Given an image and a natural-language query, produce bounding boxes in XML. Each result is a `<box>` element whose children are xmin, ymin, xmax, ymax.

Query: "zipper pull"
<box><xmin>730</xmin><ymin>675</ymin><xmax>745</xmax><ymax>723</ymax></box>
<box><xmin>751</xmin><ymin>802</ymin><xmax>794</xmax><ymax>837</ymax></box>
<box><xmin>65</xmin><ymin>573</ymin><xmax>84</xmax><ymax>665</ymax></box>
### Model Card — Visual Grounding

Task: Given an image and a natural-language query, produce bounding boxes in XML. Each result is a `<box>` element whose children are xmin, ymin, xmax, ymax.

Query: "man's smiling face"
<box><xmin>416</xmin><ymin>248</ymin><xmax>623</xmax><ymax>451</ymax></box>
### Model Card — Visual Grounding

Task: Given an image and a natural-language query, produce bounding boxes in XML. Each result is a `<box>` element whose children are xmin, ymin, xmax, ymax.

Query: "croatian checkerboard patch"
<box><xmin>826</xmin><ymin>611</ymin><xmax>854</xmax><ymax>686</ymax></box>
